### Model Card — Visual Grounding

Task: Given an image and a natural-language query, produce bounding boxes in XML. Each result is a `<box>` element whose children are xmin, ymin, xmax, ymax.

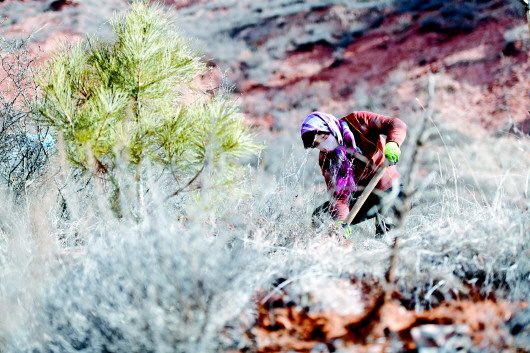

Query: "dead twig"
<box><xmin>372</xmin><ymin>75</ymin><xmax>438</xmax><ymax>343</ymax></box>
<box><xmin>384</xmin><ymin>75</ymin><xmax>436</xmax><ymax>287</ymax></box>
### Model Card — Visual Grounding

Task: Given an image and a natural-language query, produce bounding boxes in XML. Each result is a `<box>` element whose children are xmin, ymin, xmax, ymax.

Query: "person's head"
<box><xmin>302</xmin><ymin>131</ymin><xmax>341</xmax><ymax>153</ymax></box>
<box><xmin>301</xmin><ymin>112</ymin><xmax>341</xmax><ymax>152</ymax></box>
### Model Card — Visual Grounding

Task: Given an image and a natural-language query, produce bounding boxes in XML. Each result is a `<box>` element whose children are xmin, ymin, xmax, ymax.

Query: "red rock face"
<box><xmin>2</xmin><ymin>1</ymin><xmax>528</xmax><ymax>133</ymax></box>
<box><xmin>221</xmin><ymin>3</ymin><xmax>529</xmax><ymax>133</ymax></box>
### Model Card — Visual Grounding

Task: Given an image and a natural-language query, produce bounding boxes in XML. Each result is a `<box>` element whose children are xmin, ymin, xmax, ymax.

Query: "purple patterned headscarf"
<box><xmin>301</xmin><ymin>111</ymin><xmax>361</xmax><ymax>197</ymax></box>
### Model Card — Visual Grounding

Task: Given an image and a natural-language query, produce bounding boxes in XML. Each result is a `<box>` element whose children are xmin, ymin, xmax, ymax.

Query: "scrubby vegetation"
<box><xmin>391</xmin><ymin>0</ymin><xmax>530</xmax><ymax>51</ymax></box>
<box><xmin>0</xmin><ymin>36</ymin><xmax>52</xmax><ymax>195</ymax></box>
<box><xmin>1</xmin><ymin>106</ymin><xmax>528</xmax><ymax>351</ymax></box>
<box><xmin>395</xmin><ymin>0</ymin><xmax>526</xmax><ymax>38</ymax></box>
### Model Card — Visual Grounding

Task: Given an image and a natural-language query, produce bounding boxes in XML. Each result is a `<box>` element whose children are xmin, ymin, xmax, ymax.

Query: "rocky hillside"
<box><xmin>170</xmin><ymin>0</ymin><xmax>530</xmax><ymax>135</ymax></box>
<box><xmin>2</xmin><ymin>0</ymin><xmax>528</xmax><ymax>133</ymax></box>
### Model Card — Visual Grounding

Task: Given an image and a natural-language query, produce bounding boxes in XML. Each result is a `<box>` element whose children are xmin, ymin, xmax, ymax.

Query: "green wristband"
<box><xmin>384</xmin><ymin>142</ymin><xmax>401</xmax><ymax>163</ymax></box>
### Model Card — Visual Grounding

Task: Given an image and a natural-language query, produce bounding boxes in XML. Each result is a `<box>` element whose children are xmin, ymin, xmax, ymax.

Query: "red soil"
<box><xmin>251</xmin><ymin>286</ymin><xmax>527</xmax><ymax>352</ymax></box>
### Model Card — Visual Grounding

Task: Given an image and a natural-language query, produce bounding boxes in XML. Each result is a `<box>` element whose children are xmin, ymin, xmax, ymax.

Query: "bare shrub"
<box><xmin>0</xmin><ymin>36</ymin><xmax>53</xmax><ymax>195</ymax></box>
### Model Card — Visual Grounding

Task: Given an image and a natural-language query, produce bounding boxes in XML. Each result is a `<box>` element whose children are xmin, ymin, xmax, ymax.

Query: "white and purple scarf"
<box><xmin>301</xmin><ymin>111</ymin><xmax>361</xmax><ymax>196</ymax></box>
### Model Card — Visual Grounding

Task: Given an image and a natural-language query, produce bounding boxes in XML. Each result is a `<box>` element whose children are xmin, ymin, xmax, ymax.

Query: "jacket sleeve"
<box><xmin>355</xmin><ymin>111</ymin><xmax>407</xmax><ymax>146</ymax></box>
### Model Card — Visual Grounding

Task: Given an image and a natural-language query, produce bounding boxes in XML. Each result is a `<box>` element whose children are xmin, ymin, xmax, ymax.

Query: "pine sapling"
<box><xmin>34</xmin><ymin>1</ymin><xmax>261</xmax><ymax>215</ymax></box>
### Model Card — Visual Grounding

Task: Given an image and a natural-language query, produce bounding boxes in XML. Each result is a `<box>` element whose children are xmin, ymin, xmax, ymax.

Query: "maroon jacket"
<box><xmin>318</xmin><ymin>111</ymin><xmax>407</xmax><ymax>220</ymax></box>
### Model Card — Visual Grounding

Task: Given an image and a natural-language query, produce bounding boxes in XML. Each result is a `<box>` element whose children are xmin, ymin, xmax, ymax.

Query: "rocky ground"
<box><xmin>167</xmin><ymin>0</ymin><xmax>530</xmax><ymax>135</ymax></box>
<box><xmin>1</xmin><ymin>0</ymin><xmax>529</xmax><ymax>352</ymax></box>
<box><xmin>251</xmin><ymin>285</ymin><xmax>528</xmax><ymax>352</ymax></box>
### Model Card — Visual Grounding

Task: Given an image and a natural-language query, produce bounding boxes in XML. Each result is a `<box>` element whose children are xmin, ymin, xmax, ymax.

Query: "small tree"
<box><xmin>35</xmin><ymin>1</ymin><xmax>261</xmax><ymax>212</ymax></box>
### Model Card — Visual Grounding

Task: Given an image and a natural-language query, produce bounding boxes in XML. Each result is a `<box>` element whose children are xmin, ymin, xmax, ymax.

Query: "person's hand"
<box><xmin>384</xmin><ymin>142</ymin><xmax>401</xmax><ymax>163</ymax></box>
<box><xmin>336</xmin><ymin>220</ymin><xmax>352</xmax><ymax>239</ymax></box>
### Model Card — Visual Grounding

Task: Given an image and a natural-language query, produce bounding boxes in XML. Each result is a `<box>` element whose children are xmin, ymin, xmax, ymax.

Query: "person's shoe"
<box><xmin>375</xmin><ymin>221</ymin><xmax>393</xmax><ymax>238</ymax></box>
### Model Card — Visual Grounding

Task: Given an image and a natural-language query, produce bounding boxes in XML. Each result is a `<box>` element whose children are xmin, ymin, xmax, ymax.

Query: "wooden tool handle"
<box><xmin>344</xmin><ymin>160</ymin><xmax>390</xmax><ymax>225</ymax></box>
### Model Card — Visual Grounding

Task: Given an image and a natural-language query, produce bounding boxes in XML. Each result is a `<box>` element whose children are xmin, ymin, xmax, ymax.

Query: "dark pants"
<box><xmin>312</xmin><ymin>184</ymin><xmax>404</xmax><ymax>235</ymax></box>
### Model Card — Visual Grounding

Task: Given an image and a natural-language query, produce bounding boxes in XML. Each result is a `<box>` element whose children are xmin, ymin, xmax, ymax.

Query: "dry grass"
<box><xmin>0</xmin><ymin>95</ymin><xmax>528</xmax><ymax>351</ymax></box>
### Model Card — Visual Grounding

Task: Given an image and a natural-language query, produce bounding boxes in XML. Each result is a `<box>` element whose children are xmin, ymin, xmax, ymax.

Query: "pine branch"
<box><xmin>166</xmin><ymin>163</ymin><xmax>205</xmax><ymax>199</ymax></box>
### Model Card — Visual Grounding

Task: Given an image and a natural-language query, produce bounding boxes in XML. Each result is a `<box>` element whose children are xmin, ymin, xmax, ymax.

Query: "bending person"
<box><xmin>301</xmin><ymin>111</ymin><xmax>407</xmax><ymax>237</ymax></box>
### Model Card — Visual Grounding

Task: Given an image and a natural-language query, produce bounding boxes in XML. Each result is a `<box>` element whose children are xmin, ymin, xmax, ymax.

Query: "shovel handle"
<box><xmin>344</xmin><ymin>159</ymin><xmax>390</xmax><ymax>225</ymax></box>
